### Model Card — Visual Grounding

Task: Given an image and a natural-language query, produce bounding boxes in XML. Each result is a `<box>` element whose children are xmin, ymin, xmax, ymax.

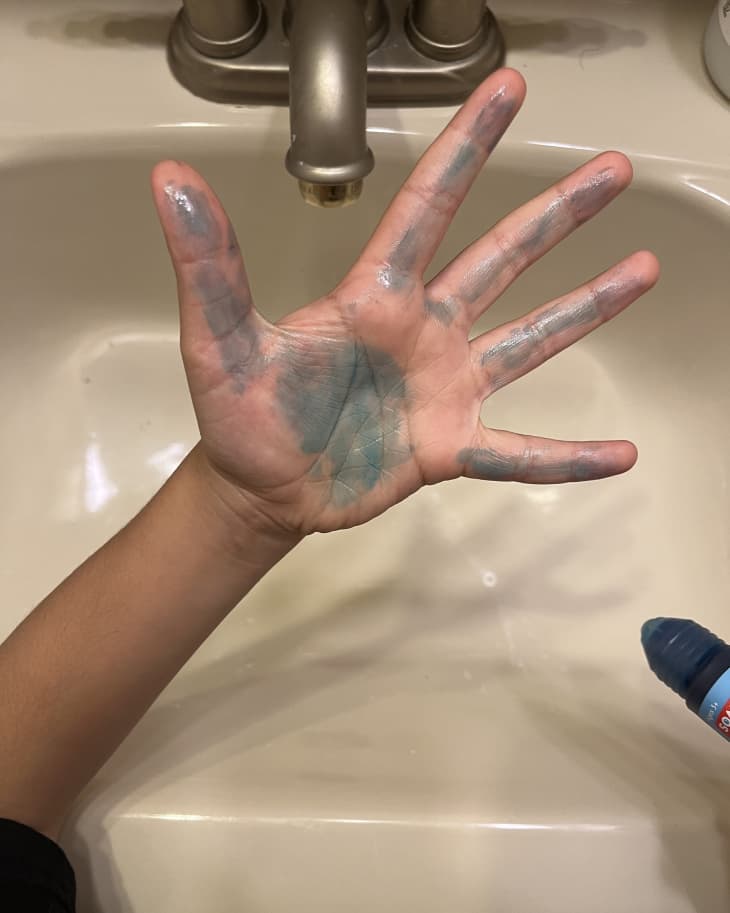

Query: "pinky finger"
<box><xmin>458</xmin><ymin>428</ymin><xmax>637</xmax><ymax>484</ymax></box>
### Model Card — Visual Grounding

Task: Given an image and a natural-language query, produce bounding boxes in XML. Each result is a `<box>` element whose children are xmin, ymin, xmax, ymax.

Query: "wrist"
<box><xmin>183</xmin><ymin>443</ymin><xmax>302</xmax><ymax>572</ymax></box>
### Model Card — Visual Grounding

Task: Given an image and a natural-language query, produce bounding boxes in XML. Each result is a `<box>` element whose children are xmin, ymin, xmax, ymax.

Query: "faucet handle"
<box><xmin>406</xmin><ymin>0</ymin><xmax>492</xmax><ymax>60</ymax></box>
<box><xmin>181</xmin><ymin>0</ymin><xmax>265</xmax><ymax>57</ymax></box>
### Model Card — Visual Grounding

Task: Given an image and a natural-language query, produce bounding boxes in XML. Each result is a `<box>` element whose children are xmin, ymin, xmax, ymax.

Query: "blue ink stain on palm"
<box><xmin>277</xmin><ymin>341</ymin><xmax>410</xmax><ymax>504</ymax></box>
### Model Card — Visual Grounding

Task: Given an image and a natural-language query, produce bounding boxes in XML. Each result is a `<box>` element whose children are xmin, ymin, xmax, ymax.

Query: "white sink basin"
<box><xmin>2</xmin><ymin>0</ymin><xmax>730</xmax><ymax>910</ymax></box>
<box><xmin>3</xmin><ymin>132</ymin><xmax>730</xmax><ymax>912</ymax></box>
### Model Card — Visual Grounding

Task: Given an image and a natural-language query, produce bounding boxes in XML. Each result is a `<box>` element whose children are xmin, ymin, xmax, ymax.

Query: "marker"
<box><xmin>642</xmin><ymin>617</ymin><xmax>730</xmax><ymax>741</ymax></box>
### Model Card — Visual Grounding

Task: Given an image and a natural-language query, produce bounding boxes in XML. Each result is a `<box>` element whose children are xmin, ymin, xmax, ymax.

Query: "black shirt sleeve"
<box><xmin>0</xmin><ymin>818</ymin><xmax>76</xmax><ymax>912</ymax></box>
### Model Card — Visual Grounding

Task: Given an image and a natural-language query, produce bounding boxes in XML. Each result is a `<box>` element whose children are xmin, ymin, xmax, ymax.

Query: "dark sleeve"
<box><xmin>0</xmin><ymin>818</ymin><xmax>76</xmax><ymax>912</ymax></box>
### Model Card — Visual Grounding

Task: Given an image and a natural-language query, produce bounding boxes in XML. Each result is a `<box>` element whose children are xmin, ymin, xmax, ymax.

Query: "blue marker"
<box><xmin>642</xmin><ymin>617</ymin><xmax>730</xmax><ymax>740</ymax></box>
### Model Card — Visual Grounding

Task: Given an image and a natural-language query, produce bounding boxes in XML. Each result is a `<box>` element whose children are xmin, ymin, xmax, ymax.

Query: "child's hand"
<box><xmin>152</xmin><ymin>68</ymin><xmax>658</xmax><ymax>538</ymax></box>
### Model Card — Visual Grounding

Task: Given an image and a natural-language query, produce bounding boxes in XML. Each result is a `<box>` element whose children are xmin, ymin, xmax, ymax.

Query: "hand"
<box><xmin>152</xmin><ymin>68</ymin><xmax>658</xmax><ymax>538</ymax></box>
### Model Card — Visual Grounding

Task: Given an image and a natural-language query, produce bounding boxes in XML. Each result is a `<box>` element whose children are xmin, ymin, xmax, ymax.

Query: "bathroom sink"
<box><xmin>2</xmin><ymin>129</ymin><xmax>730</xmax><ymax>913</ymax></box>
<box><xmin>3</xmin><ymin>0</ymin><xmax>730</xmax><ymax>910</ymax></box>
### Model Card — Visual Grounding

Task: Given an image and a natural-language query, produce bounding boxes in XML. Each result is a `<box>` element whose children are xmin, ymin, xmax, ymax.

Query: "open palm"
<box><xmin>152</xmin><ymin>68</ymin><xmax>657</xmax><ymax>536</ymax></box>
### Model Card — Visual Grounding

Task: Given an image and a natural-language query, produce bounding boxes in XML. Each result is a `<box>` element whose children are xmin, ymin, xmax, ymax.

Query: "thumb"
<box><xmin>151</xmin><ymin>160</ymin><xmax>263</xmax><ymax>391</ymax></box>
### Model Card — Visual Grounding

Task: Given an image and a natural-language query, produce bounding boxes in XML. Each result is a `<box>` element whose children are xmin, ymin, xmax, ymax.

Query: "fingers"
<box><xmin>151</xmin><ymin>160</ymin><xmax>262</xmax><ymax>392</ymax></box>
<box><xmin>425</xmin><ymin>151</ymin><xmax>633</xmax><ymax>326</ymax></box>
<box><xmin>471</xmin><ymin>251</ymin><xmax>659</xmax><ymax>396</ymax></box>
<box><xmin>358</xmin><ymin>68</ymin><xmax>525</xmax><ymax>291</ymax></box>
<box><xmin>458</xmin><ymin>429</ymin><xmax>637</xmax><ymax>484</ymax></box>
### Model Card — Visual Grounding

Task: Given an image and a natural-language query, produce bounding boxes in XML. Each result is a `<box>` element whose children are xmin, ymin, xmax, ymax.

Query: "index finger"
<box><xmin>358</xmin><ymin>68</ymin><xmax>526</xmax><ymax>291</ymax></box>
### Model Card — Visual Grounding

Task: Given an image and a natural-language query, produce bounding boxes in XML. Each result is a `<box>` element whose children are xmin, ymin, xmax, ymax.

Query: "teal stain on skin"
<box><xmin>378</xmin><ymin>93</ymin><xmax>518</xmax><ymax>297</ymax></box>
<box><xmin>480</xmin><ymin>294</ymin><xmax>601</xmax><ymax>379</ymax></box>
<box><xmin>480</xmin><ymin>276</ymin><xmax>632</xmax><ymax>391</ymax></box>
<box><xmin>473</xmin><ymin>93</ymin><xmax>518</xmax><ymax>153</ymax></box>
<box><xmin>459</xmin><ymin>252</ymin><xmax>503</xmax><ymax>306</ymax></box>
<box><xmin>458</xmin><ymin>446</ymin><xmax>607</xmax><ymax>483</ymax></box>
<box><xmin>165</xmin><ymin>183</ymin><xmax>221</xmax><ymax>242</ymax></box>
<box><xmin>167</xmin><ymin>181</ymin><xmax>257</xmax><ymax>392</ymax></box>
<box><xmin>480</xmin><ymin>329</ymin><xmax>535</xmax><ymax>375</ymax></box>
<box><xmin>195</xmin><ymin>262</ymin><xmax>257</xmax><ymax>392</ymax></box>
<box><xmin>277</xmin><ymin>341</ymin><xmax>411</xmax><ymax>504</ymax></box>
<box><xmin>458</xmin><ymin>446</ymin><xmax>516</xmax><ymax>481</ymax></box>
<box><xmin>455</xmin><ymin>215</ymin><xmax>549</xmax><ymax>310</ymax></box>
<box><xmin>424</xmin><ymin>294</ymin><xmax>458</xmax><ymax>326</ymax></box>
<box><xmin>461</xmin><ymin>168</ymin><xmax>617</xmax><ymax>308</ymax></box>
<box><xmin>379</xmin><ymin>226</ymin><xmax>420</xmax><ymax>291</ymax></box>
<box><xmin>519</xmin><ymin>169</ymin><xmax>617</xmax><ymax>258</ymax></box>
<box><xmin>568</xmin><ymin>168</ymin><xmax>617</xmax><ymax>224</ymax></box>
<box><xmin>460</xmin><ymin>170</ymin><xmax>623</xmax><ymax>311</ymax></box>
<box><xmin>438</xmin><ymin>141</ymin><xmax>479</xmax><ymax>191</ymax></box>
<box><xmin>519</xmin><ymin>199</ymin><xmax>562</xmax><ymax>257</ymax></box>
<box><xmin>390</xmin><ymin>225</ymin><xmax>420</xmax><ymax>273</ymax></box>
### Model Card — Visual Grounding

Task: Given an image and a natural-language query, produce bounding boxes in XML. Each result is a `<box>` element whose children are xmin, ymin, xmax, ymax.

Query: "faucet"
<box><xmin>168</xmin><ymin>0</ymin><xmax>504</xmax><ymax>206</ymax></box>
<box><xmin>285</xmin><ymin>0</ymin><xmax>382</xmax><ymax>207</ymax></box>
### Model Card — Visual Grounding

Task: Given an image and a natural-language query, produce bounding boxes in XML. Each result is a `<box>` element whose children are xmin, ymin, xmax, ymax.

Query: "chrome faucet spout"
<box><xmin>285</xmin><ymin>0</ymin><xmax>377</xmax><ymax>205</ymax></box>
<box><xmin>168</xmin><ymin>0</ymin><xmax>505</xmax><ymax>205</ymax></box>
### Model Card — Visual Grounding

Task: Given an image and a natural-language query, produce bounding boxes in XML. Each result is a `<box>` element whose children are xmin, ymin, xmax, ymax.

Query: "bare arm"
<box><xmin>0</xmin><ymin>68</ymin><xmax>658</xmax><ymax>840</ymax></box>
<box><xmin>0</xmin><ymin>448</ymin><xmax>297</xmax><ymax>838</ymax></box>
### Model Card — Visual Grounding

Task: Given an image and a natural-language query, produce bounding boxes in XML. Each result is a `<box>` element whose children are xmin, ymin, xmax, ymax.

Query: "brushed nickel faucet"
<box><xmin>169</xmin><ymin>0</ymin><xmax>504</xmax><ymax>206</ymax></box>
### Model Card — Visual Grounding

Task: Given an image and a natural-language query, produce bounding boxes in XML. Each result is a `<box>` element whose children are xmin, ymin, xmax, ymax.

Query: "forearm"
<box><xmin>0</xmin><ymin>445</ymin><xmax>297</xmax><ymax>839</ymax></box>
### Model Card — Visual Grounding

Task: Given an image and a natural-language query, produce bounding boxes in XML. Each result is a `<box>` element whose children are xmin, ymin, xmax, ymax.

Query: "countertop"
<box><xmin>1</xmin><ymin>0</ymin><xmax>728</xmax><ymax>183</ymax></box>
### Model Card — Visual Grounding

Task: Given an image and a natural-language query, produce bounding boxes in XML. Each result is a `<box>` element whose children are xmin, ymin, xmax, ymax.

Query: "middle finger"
<box><xmin>424</xmin><ymin>151</ymin><xmax>632</xmax><ymax>326</ymax></box>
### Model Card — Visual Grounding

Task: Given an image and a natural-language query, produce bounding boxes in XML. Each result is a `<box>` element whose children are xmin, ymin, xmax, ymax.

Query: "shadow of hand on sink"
<box><xmin>26</xmin><ymin>12</ymin><xmax>173</xmax><ymax>47</ymax></box>
<box><xmin>500</xmin><ymin>16</ymin><xmax>646</xmax><ymax>59</ymax></box>
<box><xmin>529</xmin><ymin>672</ymin><xmax>730</xmax><ymax>912</ymax></box>
<box><xmin>62</xmin><ymin>485</ymin><xmax>642</xmax><ymax>912</ymax></box>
